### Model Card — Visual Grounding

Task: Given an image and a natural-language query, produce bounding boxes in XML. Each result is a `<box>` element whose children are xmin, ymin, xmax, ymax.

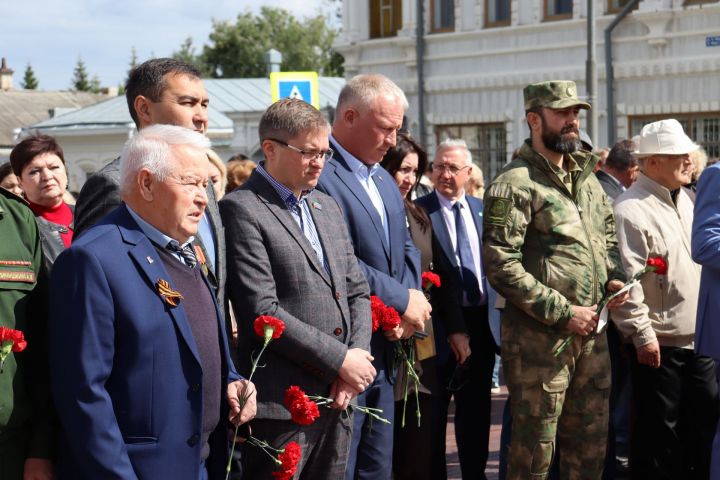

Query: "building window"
<box><xmin>370</xmin><ymin>0</ymin><xmax>402</xmax><ymax>39</ymax></box>
<box><xmin>431</xmin><ymin>0</ymin><xmax>455</xmax><ymax>32</ymax></box>
<box><xmin>629</xmin><ymin>113</ymin><xmax>720</xmax><ymax>159</ymax></box>
<box><xmin>486</xmin><ymin>0</ymin><xmax>511</xmax><ymax>27</ymax></box>
<box><xmin>545</xmin><ymin>0</ymin><xmax>572</xmax><ymax>20</ymax></box>
<box><xmin>435</xmin><ymin>123</ymin><xmax>507</xmax><ymax>185</ymax></box>
<box><xmin>607</xmin><ymin>0</ymin><xmax>636</xmax><ymax>13</ymax></box>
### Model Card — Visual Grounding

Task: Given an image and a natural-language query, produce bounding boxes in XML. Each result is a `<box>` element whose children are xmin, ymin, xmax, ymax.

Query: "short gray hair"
<box><xmin>120</xmin><ymin>124</ymin><xmax>210</xmax><ymax>195</ymax></box>
<box><xmin>336</xmin><ymin>74</ymin><xmax>409</xmax><ymax>113</ymax></box>
<box><xmin>436</xmin><ymin>139</ymin><xmax>473</xmax><ymax>166</ymax></box>
<box><xmin>258</xmin><ymin>98</ymin><xmax>329</xmax><ymax>142</ymax></box>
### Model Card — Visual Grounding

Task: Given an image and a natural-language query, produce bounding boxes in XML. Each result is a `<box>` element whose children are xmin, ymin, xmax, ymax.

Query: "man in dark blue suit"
<box><xmin>416</xmin><ymin>139</ymin><xmax>497</xmax><ymax>479</ymax></box>
<box><xmin>317</xmin><ymin>74</ymin><xmax>431</xmax><ymax>480</ymax></box>
<box><xmin>49</xmin><ymin>125</ymin><xmax>256</xmax><ymax>480</ymax></box>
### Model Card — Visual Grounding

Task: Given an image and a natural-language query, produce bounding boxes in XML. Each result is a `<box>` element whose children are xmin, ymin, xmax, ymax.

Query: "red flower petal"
<box><xmin>272</xmin><ymin>441</ymin><xmax>302</xmax><ymax>480</ymax></box>
<box><xmin>421</xmin><ymin>271</ymin><xmax>441</xmax><ymax>289</ymax></box>
<box><xmin>253</xmin><ymin>315</ymin><xmax>286</xmax><ymax>340</ymax></box>
<box><xmin>646</xmin><ymin>256</ymin><xmax>668</xmax><ymax>275</ymax></box>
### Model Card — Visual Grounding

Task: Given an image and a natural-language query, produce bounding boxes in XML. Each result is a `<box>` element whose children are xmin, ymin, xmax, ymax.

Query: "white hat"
<box><xmin>634</xmin><ymin>119</ymin><xmax>698</xmax><ymax>158</ymax></box>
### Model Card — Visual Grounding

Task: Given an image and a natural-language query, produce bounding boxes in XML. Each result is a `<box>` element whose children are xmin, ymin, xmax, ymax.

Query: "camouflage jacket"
<box><xmin>482</xmin><ymin>141</ymin><xmax>625</xmax><ymax>333</ymax></box>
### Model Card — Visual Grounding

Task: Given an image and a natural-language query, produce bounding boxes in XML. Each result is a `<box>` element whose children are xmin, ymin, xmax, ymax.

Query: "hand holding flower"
<box><xmin>447</xmin><ymin>333</ymin><xmax>471</xmax><ymax>365</ymax></box>
<box><xmin>565</xmin><ymin>305</ymin><xmax>599</xmax><ymax>337</ymax></box>
<box><xmin>228</xmin><ymin>379</ymin><xmax>257</xmax><ymax>426</ymax></box>
<box><xmin>329</xmin><ymin>378</ymin><xmax>356</xmax><ymax>410</ymax></box>
<box><xmin>605</xmin><ymin>280</ymin><xmax>629</xmax><ymax>309</ymax></box>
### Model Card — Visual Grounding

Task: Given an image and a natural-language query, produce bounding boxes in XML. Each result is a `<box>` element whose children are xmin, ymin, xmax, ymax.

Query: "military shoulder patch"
<box><xmin>486</xmin><ymin>197</ymin><xmax>512</xmax><ymax>226</ymax></box>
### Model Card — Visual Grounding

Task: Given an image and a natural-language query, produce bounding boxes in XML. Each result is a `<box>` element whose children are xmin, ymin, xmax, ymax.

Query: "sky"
<box><xmin>2</xmin><ymin>0</ymin><xmax>332</xmax><ymax>91</ymax></box>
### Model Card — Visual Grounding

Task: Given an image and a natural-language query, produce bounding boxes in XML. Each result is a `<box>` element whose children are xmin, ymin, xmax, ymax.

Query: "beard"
<box><xmin>541</xmin><ymin>123</ymin><xmax>581</xmax><ymax>154</ymax></box>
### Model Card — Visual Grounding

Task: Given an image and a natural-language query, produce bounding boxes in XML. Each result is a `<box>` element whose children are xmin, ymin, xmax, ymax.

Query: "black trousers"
<box><xmin>431</xmin><ymin>305</ymin><xmax>496</xmax><ymax>480</ymax></box>
<box><xmin>629</xmin><ymin>345</ymin><xmax>719</xmax><ymax>480</ymax></box>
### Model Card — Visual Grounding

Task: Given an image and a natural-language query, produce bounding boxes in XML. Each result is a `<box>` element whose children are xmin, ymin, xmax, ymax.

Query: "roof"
<box><xmin>203</xmin><ymin>77</ymin><xmax>346</xmax><ymax>113</ymax></box>
<box><xmin>29</xmin><ymin>95</ymin><xmax>234</xmax><ymax>135</ymax></box>
<box><xmin>0</xmin><ymin>90</ymin><xmax>105</xmax><ymax>146</ymax></box>
<box><xmin>25</xmin><ymin>77</ymin><xmax>346</xmax><ymax>133</ymax></box>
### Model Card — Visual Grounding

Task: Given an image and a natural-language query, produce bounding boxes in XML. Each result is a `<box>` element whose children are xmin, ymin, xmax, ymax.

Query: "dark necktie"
<box><xmin>167</xmin><ymin>242</ymin><xmax>197</xmax><ymax>268</ymax></box>
<box><xmin>453</xmin><ymin>202</ymin><xmax>481</xmax><ymax>305</ymax></box>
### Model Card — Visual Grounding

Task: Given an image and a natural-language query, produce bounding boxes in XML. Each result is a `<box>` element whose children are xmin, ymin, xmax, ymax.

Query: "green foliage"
<box><xmin>72</xmin><ymin>57</ymin><xmax>91</xmax><ymax>91</ymax></box>
<box><xmin>21</xmin><ymin>64</ymin><xmax>39</xmax><ymax>90</ymax></box>
<box><xmin>171</xmin><ymin>37</ymin><xmax>209</xmax><ymax>76</ymax></box>
<box><xmin>90</xmin><ymin>75</ymin><xmax>102</xmax><ymax>94</ymax></box>
<box><xmin>196</xmin><ymin>6</ymin><xmax>344</xmax><ymax>78</ymax></box>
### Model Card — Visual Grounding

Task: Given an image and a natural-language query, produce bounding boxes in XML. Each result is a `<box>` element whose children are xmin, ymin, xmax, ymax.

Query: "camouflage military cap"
<box><xmin>523</xmin><ymin>80</ymin><xmax>591</xmax><ymax>111</ymax></box>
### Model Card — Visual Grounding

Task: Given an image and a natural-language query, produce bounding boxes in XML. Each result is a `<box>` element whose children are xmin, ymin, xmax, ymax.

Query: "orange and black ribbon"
<box><xmin>156</xmin><ymin>278</ymin><xmax>183</xmax><ymax>307</ymax></box>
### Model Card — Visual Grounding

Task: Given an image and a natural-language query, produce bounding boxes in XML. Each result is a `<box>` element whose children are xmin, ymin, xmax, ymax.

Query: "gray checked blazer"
<box><xmin>73</xmin><ymin>157</ymin><xmax>226</xmax><ymax>305</ymax></box>
<box><xmin>220</xmin><ymin>170</ymin><xmax>371</xmax><ymax>420</ymax></box>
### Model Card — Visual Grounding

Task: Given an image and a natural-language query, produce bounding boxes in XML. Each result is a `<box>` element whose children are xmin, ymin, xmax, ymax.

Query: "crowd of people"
<box><xmin>1</xmin><ymin>56</ymin><xmax>719</xmax><ymax>480</ymax></box>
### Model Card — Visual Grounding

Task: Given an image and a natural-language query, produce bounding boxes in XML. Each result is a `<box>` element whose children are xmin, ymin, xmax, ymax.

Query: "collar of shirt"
<box><xmin>435</xmin><ymin>190</ymin><xmax>468</xmax><ymax>212</ymax></box>
<box><xmin>601</xmin><ymin>170</ymin><xmax>626</xmax><ymax>191</ymax></box>
<box><xmin>126</xmin><ymin>204</ymin><xmax>194</xmax><ymax>250</ymax></box>
<box><xmin>256</xmin><ymin>162</ymin><xmax>313</xmax><ymax>210</ymax></box>
<box><xmin>330</xmin><ymin>134</ymin><xmax>380</xmax><ymax>181</ymax></box>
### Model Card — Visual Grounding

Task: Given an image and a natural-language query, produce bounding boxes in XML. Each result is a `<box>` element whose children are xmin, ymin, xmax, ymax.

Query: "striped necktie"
<box><xmin>167</xmin><ymin>242</ymin><xmax>197</xmax><ymax>268</ymax></box>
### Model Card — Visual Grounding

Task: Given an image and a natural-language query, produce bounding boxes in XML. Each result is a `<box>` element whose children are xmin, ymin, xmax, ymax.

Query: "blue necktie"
<box><xmin>167</xmin><ymin>242</ymin><xmax>197</xmax><ymax>268</ymax></box>
<box><xmin>453</xmin><ymin>202</ymin><xmax>481</xmax><ymax>305</ymax></box>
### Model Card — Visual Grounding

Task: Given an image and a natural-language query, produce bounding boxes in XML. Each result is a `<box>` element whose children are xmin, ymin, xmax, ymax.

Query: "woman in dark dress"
<box><xmin>381</xmin><ymin>132</ymin><xmax>464</xmax><ymax>480</ymax></box>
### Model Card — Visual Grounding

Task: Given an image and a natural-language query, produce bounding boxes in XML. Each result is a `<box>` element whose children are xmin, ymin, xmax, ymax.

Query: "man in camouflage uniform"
<box><xmin>483</xmin><ymin>81</ymin><xmax>628</xmax><ymax>479</ymax></box>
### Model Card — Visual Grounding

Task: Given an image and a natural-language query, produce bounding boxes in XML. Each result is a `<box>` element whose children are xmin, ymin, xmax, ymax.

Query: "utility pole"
<box><xmin>586</xmin><ymin>0</ymin><xmax>598</xmax><ymax>148</ymax></box>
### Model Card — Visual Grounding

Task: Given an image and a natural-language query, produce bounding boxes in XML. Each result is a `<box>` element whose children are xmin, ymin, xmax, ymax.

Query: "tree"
<box><xmin>72</xmin><ymin>57</ymin><xmax>91</xmax><ymax>91</ymax></box>
<box><xmin>171</xmin><ymin>37</ymin><xmax>208</xmax><ymax>75</ymax></box>
<box><xmin>21</xmin><ymin>63</ymin><xmax>38</xmax><ymax>90</ymax></box>
<box><xmin>198</xmin><ymin>6</ymin><xmax>344</xmax><ymax>78</ymax></box>
<box><xmin>90</xmin><ymin>75</ymin><xmax>102</xmax><ymax>94</ymax></box>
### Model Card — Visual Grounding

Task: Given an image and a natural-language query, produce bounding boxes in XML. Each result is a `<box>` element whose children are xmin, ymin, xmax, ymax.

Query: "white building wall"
<box><xmin>336</xmin><ymin>0</ymin><xmax>720</xmax><ymax>168</ymax></box>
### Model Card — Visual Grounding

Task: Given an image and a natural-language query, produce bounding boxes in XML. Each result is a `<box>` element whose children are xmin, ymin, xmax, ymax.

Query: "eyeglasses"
<box><xmin>433</xmin><ymin>164</ymin><xmax>470</xmax><ymax>177</ymax></box>
<box><xmin>268</xmin><ymin>138</ymin><xmax>334</xmax><ymax>162</ymax></box>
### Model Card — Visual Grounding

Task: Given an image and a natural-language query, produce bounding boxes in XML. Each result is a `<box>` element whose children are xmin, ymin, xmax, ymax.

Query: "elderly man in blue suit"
<box><xmin>317</xmin><ymin>73</ymin><xmax>432</xmax><ymax>480</ymax></box>
<box><xmin>416</xmin><ymin>139</ymin><xmax>498</xmax><ymax>479</ymax></box>
<box><xmin>49</xmin><ymin>125</ymin><xmax>256</xmax><ymax>480</ymax></box>
<box><xmin>693</xmin><ymin>158</ymin><xmax>720</xmax><ymax>479</ymax></box>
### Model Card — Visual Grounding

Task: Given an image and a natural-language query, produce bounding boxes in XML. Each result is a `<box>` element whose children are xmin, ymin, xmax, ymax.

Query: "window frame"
<box><xmin>543</xmin><ymin>0</ymin><xmax>573</xmax><ymax>21</ymax></box>
<box><xmin>485</xmin><ymin>0</ymin><xmax>511</xmax><ymax>27</ymax></box>
<box><xmin>628</xmin><ymin>112</ymin><xmax>720</xmax><ymax>160</ymax></box>
<box><xmin>430</xmin><ymin>0</ymin><xmax>456</xmax><ymax>33</ymax></box>
<box><xmin>369</xmin><ymin>0</ymin><xmax>402</xmax><ymax>39</ymax></box>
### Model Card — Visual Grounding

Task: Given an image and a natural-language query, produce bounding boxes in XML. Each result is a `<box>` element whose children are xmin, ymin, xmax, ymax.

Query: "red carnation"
<box><xmin>283</xmin><ymin>386</ymin><xmax>320</xmax><ymax>426</ymax></box>
<box><xmin>421</xmin><ymin>271</ymin><xmax>441</xmax><ymax>290</ymax></box>
<box><xmin>272</xmin><ymin>441</ymin><xmax>302</xmax><ymax>480</ymax></box>
<box><xmin>254</xmin><ymin>315</ymin><xmax>286</xmax><ymax>343</ymax></box>
<box><xmin>0</xmin><ymin>327</ymin><xmax>26</xmax><ymax>353</ymax></box>
<box><xmin>370</xmin><ymin>296</ymin><xmax>400</xmax><ymax>332</ymax></box>
<box><xmin>646</xmin><ymin>256</ymin><xmax>668</xmax><ymax>275</ymax></box>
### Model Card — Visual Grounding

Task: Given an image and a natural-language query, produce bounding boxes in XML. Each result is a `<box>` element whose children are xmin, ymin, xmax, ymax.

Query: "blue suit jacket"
<box><xmin>692</xmin><ymin>162</ymin><xmax>720</xmax><ymax>361</ymax></box>
<box><xmin>416</xmin><ymin>191</ymin><xmax>500</xmax><ymax>347</ymax></box>
<box><xmin>317</xmin><ymin>145</ymin><xmax>421</xmax><ymax>365</ymax></box>
<box><xmin>49</xmin><ymin>205</ymin><xmax>239</xmax><ymax>480</ymax></box>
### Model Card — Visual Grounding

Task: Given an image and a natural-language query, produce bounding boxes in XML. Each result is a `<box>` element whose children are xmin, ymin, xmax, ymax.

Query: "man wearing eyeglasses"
<box><xmin>416</xmin><ymin>139</ymin><xmax>498</xmax><ymax>479</ymax></box>
<box><xmin>220</xmin><ymin>99</ymin><xmax>374</xmax><ymax>479</ymax></box>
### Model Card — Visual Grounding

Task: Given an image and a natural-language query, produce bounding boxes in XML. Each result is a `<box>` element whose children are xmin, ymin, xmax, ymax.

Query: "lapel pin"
<box><xmin>311</xmin><ymin>201</ymin><xmax>322</xmax><ymax>210</ymax></box>
<box><xmin>146</xmin><ymin>256</ymin><xmax>154</xmax><ymax>264</ymax></box>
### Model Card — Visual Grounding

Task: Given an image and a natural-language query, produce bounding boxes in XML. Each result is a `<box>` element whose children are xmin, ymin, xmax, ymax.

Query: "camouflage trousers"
<box><xmin>502</xmin><ymin>323</ymin><xmax>611</xmax><ymax>480</ymax></box>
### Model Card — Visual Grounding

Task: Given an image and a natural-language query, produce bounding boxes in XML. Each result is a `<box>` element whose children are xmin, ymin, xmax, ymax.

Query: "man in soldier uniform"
<box><xmin>0</xmin><ymin>188</ymin><xmax>53</xmax><ymax>479</ymax></box>
<box><xmin>483</xmin><ymin>80</ymin><xmax>628</xmax><ymax>479</ymax></box>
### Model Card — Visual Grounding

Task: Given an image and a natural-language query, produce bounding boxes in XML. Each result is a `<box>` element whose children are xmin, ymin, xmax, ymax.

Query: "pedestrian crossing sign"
<box><xmin>270</xmin><ymin>71</ymin><xmax>320</xmax><ymax>109</ymax></box>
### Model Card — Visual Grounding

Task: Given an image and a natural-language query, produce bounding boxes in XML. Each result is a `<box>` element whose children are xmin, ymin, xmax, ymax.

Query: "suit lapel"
<box><xmin>117</xmin><ymin>209</ymin><xmax>202</xmax><ymax>366</ymax></box>
<box><xmin>307</xmin><ymin>198</ymin><xmax>341</xmax><ymax>289</ymax></box>
<box><xmin>250</xmin><ymin>173</ymin><xmax>332</xmax><ymax>286</ymax></box>
<box><xmin>328</xmin><ymin>146</ymin><xmax>390</xmax><ymax>259</ymax></box>
<box><xmin>466</xmin><ymin>196</ymin><xmax>484</xmax><ymax>241</ymax></box>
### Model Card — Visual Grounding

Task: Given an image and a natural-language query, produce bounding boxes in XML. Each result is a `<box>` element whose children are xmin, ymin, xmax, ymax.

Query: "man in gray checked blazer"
<box><xmin>220</xmin><ymin>99</ymin><xmax>375</xmax><ymax>479</ymax></box>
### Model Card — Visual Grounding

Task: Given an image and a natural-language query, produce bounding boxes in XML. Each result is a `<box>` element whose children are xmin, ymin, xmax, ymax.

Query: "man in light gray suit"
<box><xmin>220</xmin><ymin>99</ymin><xmax>375</xmax><ymax>479</ymax></box>
<box><xmin>73</xmin><ymin>58</ymin><xmax>225</xmax><ymax>304</ymax></box>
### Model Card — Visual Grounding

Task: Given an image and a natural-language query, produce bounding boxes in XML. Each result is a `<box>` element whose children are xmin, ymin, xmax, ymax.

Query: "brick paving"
<box><xmin>446</xmin><ymin>386</ymin><xmax>508</xmax><ymax>480</ymax></box>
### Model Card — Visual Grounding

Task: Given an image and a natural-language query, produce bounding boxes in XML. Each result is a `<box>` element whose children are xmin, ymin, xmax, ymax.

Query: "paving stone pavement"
<box><xmin>446</xmin><ymin>386</ymin><xmax>508</xmax><ymax>480</ymax></box>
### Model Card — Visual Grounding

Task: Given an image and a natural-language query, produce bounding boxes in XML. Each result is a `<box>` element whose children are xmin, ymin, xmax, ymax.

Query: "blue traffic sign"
<box><xmin>278</xmin><ymin>80</ymin><xmax>312</xmax><ymax>102</ymax></box>
<box><xmin>707</xmin><ymin>36</ymin><xmax>720</xmax><ymax>47</ymax></box>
